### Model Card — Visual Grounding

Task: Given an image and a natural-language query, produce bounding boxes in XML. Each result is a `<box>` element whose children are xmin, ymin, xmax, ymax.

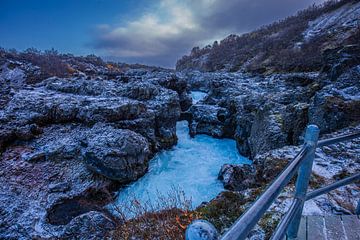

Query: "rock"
<box><xmin>309</xmin><ymin>65</ymin><xmax>360</xmax><ymax>133</ymax></box>
<box><xmin>0</xmin><ymin>128</ymin><xmax>15</xmax><ymax>151</ymax></box>
<box><xmin>62</xmin><ymin>211</ymin><xmax>116</xmax><ymax>240</ymax></box>
<box><xmin>48</xmin><ymin>182</ymin><xmax>71</xmax><ymax>193</ymax></box>
<box><xmin>185</xmin><ymin>220</ymin><xmax>219</xmax><ymax>240</ymax></box>
<box><xmin>0</xmin><ymin>63</ymin><xmax>26</xmax><ymax>88</ymax></box>
<box><xmin>253</xmin><ymin>146</ymin><xmax>300</xmax><ymax>183</ymax></box>
<box><xmin>179</xmin><ymin>91</ymin><xmax>193</xmax><ymax>111</ymax></box>
<box><xmin>322</xmin><ymin>45</ymin><xmax>360</xmax><ymax>80</ymax></box>
<box><xmin>0</xmin><ymin>66</ymin><xmax>188</xmax><ymax>239</ymax></box>
<box><xmin>0</xmin><ymin>71</ymin><xmax>186</xmax><ymax>153</ymax></box>
<box><xmin>248</xmin><ymin>104</ymin><xmax>288</xmax><ymax>158</ymax></box>
<box><xmin>181</xmin><ymin>71</ymin><xmax>315</xmax><ymax>157</ymax></box>
<box><xmin>247</xmin><ymin>227</ymin><xmax>266</xmax><ymax>240</ymax></box>
<box><xmin>178</xmin><ymin>71</ymin><xmax>212</xmax><ymax>91</ymax></box>
<box><xmin>124</xmin><ymin>80</ymin><xmax>160</xmax><ymax>100</ymax></box>
<box><xmin>157</xmin><ymin>74</ymin><xmax>192</xmax><ymax>111</ymax></box>
<box><xmin>22</xmin><ymin>151</ymin><xmax>46</xmax><ymax>162</ymax></box>
<box><xmin>189</xmin><ymin>104</ymin><xmax>230</xmax><ymax>138</ymax></box>
<box><xmin>181</xmin><ymin>64</ymin><xmax>359</xmax><ymax>159</ymax></box>
<box><xmin>0</xmin><ymin>141</ymin><xmax>118</xmax><ymax>239</ymax></box>
<box><xmin>218</xmin><ymin>164</ymin><xmax>257</xmax><ymax>191</ymax></box>
<box><xmin>83</xmin><ymin>124</ymin><xmax>150</xmax><ymax>182</ymax></box>
<box><xmin>247</xmin><ymin>101</ymin><xmax>309</xmax><ymax>158</ymax></box>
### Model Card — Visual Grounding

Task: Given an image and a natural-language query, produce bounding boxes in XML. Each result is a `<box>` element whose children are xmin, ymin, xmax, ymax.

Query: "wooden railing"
<box><xmin>186</xmin><ymin>125</ymin><xmax>360</xmax><ymax>240</ymax></box>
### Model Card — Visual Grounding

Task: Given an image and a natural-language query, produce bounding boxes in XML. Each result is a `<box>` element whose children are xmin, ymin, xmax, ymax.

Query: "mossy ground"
<box><xmin>195</xmin><ymin>191</ymin><xmax>249</xmax><ymax>232</ymax></box>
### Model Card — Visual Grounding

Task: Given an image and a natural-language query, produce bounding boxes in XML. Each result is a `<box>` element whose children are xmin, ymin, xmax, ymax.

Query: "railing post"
<box><xmin>185</xmin><ymin>220</ymin><xmax>219</xmax><ymax>240</ymax></box>
<box><xmin>287</xmin><ymin>125</ymin><xmax>319</xmax><ymax>239</ymax></box>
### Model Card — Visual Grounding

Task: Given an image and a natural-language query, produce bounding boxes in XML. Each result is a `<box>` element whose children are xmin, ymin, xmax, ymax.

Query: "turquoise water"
<box><xmin>114</xmin><ymin>92</ymin><xmax>251</xmax><ymax>216</ymax></box>
<box><xmin>191</xmin><ymin>91</ymin><xmax>207</xmax><ymax>104</ymax></box>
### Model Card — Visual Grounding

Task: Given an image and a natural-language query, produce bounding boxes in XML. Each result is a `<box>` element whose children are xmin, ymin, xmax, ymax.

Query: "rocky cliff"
<box><xmin>181</xmin><ymin>54</ymin><xmax>360</xmax><ymax>159</ymax></box>
<box><xmin>0</xmin><ymin>53</ymin><xmax>192</xmax><ymax>239</ymax></box>
<box><xmin>178</xmin><ymin>0</ymin><xmax>360</xmax><ymax>158</ymax></box>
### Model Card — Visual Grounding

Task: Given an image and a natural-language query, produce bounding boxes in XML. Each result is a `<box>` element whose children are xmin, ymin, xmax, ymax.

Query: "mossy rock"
<box><xmin>258</xmin><ymin>212</ymin><xmax>281</xmax><ymax>239</ymax></box>
<box><xmin>195</xmin><ymin>188</ymin><xmax>265</xmax><ymax>233</ymax></box>
<box><xmin>195</xmin><ymin>191</ymin><xmax>247</xmax><ymax>232</ymax></box>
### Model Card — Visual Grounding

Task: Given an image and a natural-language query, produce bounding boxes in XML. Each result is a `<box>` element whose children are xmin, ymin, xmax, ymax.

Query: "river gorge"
<box><xmin>115</xmin><ymin>122</ymin><xmax>251</xmax><ymax>217</ymax></box>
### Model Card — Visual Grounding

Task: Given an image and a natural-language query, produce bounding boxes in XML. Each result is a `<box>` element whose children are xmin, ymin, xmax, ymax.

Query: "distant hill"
<box><xmin>0</xmin><ymin>48</ymin><xmax>168</xmax><ymax>84</ymax></box>
<box><xmin>176</xmin><ymin>0</ymin><xmax>360</xmax><ymax>73</ymax></box>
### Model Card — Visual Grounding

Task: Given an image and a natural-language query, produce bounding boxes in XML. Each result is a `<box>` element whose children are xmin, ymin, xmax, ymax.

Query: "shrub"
<box><xmin>111</xmin><ymin>187</ymin><xmax>202</xmax><ymax>240</ymax></box>
<box><xmin>176</xmin><ymin>0</ymin><xmax>358</xmax><ymax>73</ymax></box>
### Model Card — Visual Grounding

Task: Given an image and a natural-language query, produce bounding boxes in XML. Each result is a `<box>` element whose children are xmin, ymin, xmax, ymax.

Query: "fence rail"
<box><xmin>186</xmin><ymin>125</ymin><xmax>360</xmax><ymax>240</ymax></box>
<box><xmin>317</xmin><ymin>131</ymin><xmax>360</xmax><ymax>148</ymax></box>
<box><xmin>306</xmin><ymin>173</ymin><xmax>360</xmax><ymax>200</ymax></box>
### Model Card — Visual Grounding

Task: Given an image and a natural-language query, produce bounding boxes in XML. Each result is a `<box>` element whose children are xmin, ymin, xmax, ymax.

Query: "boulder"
<box><xmin>185</xmin><ymin>220</ymin><xmax>219</xmax><ymax>240</ymax></box>
<box><xmin>218</xmin><ymin>164</ymin><xmax>257</xmax><ymax>191</ymax></box>
<box><xmin>62</xmin><ymin>211</ymin><xmax>116</xmax><ymax>240</ymax></box>
<box><xmin>83</xmin><ymin>124</ymin><xmax>150</xmax><ymax>182</ymax></box>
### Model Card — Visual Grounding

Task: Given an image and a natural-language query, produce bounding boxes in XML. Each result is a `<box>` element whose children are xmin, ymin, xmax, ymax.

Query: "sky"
<box><xmin>0</xmin><ymin>0</ymin><xmax>326</xmax><ymax>68</ymax></box>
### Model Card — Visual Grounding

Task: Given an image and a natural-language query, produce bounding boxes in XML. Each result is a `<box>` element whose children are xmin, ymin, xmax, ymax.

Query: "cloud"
<box><xmin>91</xmin><ymin>0</ymin><xmax>326</xmax><ymax>67</ymax></box>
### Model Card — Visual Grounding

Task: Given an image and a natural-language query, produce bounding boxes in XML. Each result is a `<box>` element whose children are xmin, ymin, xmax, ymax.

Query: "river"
<box><xmin>114</xmin><ymin>92</ymin><xmax>251</xmax><ymax>217</ymax></box>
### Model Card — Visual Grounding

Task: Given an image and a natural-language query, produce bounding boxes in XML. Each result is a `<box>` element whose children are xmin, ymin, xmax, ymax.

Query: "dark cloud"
<box><xmin>91</xmin><ymin>0</ymin><xmax>326</xmax><ymax>67</ymax></box>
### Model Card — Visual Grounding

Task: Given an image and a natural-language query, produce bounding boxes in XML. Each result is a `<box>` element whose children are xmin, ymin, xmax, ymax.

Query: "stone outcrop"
<box><xmin>0</xmin><ymin>140</ymin><xmax>118</xmax><ymax>239</ymax></box>
<box><xmin>218</xmin><ymin>164</ymin><xmax>257</xmax><ymax>191</ymax></box>
<box><xmin>182</xmin><ymin>71</ymin><xmax>321</xmax><ymax>158</ymax></box>
<box><xmin>0</xmin><ymin>71</ymin><xmax>186</xmax><ymax>151</ymax></box>
<box><xmin>83</xmin><ymin>124</ymin><xmax>150</xmax><ymax>182</ymax></box>
<box><xmin>0</xmin><ymin>64</ymin><xmax>190</xmax><ymax>239</ymax></box>
<box><xmin>61</xmin><ymin>211</ymin><xmax>116</xmax><ymax>240</ymax></box>
<box><xmin>189</xmin><ymin>104</ymin><xmax>230</xmax><ymax>138</ymax></box>
<box><xmin>309</xmin><ymin>65</ymin><xmax>360</xmax><ymax>133</ymax></box>
<box><xmin>182</xmin><ymin>59</ymin><xmax>360</xmax><ymax>159</ymax></box>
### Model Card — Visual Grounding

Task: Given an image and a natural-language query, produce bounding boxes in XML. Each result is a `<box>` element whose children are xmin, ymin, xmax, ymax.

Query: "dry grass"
<box><xmin>110</xmin><ymin>187</ymin><xmax>202</xmax><ymax>240</ymax></box>
<box><xmin>113</xmin><ymin>208</ymin><xmax>201</xmax><ymax>239</ymax></box>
